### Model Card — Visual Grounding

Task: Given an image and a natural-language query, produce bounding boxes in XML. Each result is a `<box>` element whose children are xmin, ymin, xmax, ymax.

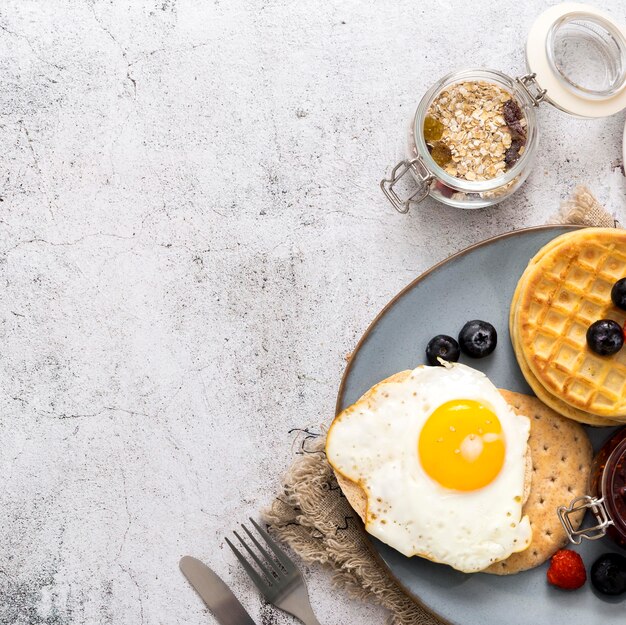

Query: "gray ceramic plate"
<box><xmin>336</xmin><ymin>225</ymin><xmax>626</xmax><ymax>624</ymax></box>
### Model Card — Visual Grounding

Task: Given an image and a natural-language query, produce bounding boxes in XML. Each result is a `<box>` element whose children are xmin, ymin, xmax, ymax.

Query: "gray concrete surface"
<box><xmin>1</xmin><ymin>1</ymin><xmax>625</xmax><ymax>623</ymax></box>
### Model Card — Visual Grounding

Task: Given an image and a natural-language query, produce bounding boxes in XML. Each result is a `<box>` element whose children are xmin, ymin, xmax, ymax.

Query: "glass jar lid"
<box><xmin>526</xmin><ymin>3</ymin><xmax>626</xmax><ymax>117</ymax></box>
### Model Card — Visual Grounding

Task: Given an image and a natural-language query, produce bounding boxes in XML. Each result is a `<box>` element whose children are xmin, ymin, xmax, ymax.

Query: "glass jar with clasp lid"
<box><xmin>381</xmin><ymin>3</ymin><xmax>626</xmax><ymax>212</ymax></box>
<box><xmin>558</xmin><ymin>427</ymin><xmax>626</xmax><ymax>548</ymax></box>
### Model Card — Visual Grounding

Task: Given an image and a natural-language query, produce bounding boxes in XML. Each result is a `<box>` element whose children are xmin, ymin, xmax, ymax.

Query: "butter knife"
<box><xmin>180</xmin><ymin>556</ymin><xmax>257</xmax><ymax>625</ymax></box>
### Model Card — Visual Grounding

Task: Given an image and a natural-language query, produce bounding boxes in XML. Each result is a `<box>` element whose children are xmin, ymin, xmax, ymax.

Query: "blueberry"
<box><xmin>611</xmin><ymin>278</ymin><xmax>626</xmax><ymax>310</ymax></box>
<box><xmin>458</xmin><ymin>320</ymin><xmax>497</xmax><ymax>358</ymax></box>
<box><xmin>586</xmin><ymin>319</ymin><xmax>624</xmax><ymax>356</ymax></box>
<box><xmin>590</xmin><ymin>553</ymin><xmax>626</xmax><ymax>596</ymax></box>
<box><xmin>426</xmin><ymin>335</ymin><xmax>460</xmax><ymax>366</ymax></box>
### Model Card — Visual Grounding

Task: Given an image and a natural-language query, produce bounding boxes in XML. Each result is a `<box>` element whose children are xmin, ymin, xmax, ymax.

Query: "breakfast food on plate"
<box><xmin>484</xmin><ymin>390</ymin><xmax>591</xmax><ymax>575</ymax></box>
<box><xmin>327</xmin><ymin>363</ymin><xmax>531</xmax><ymax>573</ymax></box>
<box><xmin>586</xmin><ymin>319</ymin><xmax>624</xmax><ymax>356</ymax></box>
<box><xmin>510</xmin><ymin>285</ymin><xmax>617</xmax><ymax>426</ymax></box>
<box><xmin>546</xmin><ymin>549</ymin><xmax>587</xmax><ymax>590</ymax></box>
<box><xmin>425</xmin><ymin>335</ymin><xmax>460</xmax><ymax>365</ymax></box>
<box><xmin>426</xmin><ymin>319</ymin><xmax>498</xmax><ymax>365</ymax></box>
<box><xmin>326</xmin><ymin>363</ymin><xmax>592</xmax><ymax>575</ymax></box>
<box><xmin>590</xmin><ymin>553</ymin><xmax>626</xmax><ymax>596</ymax></box>
<box><xmin>511</xmin><ymin>228</ymin><xmax>626</xmax><ymax>424</ymax></box>
<box><xmin>546</xmin><ymin>550</ymin><xmax>626</xmax><ymax>594</ymax></box>
<box><xmin>458</xmin><ymin>320</ymin><xmax>497</xmax><ymax>358</ymax></box>
<box><xmin>612</xmin><ymin>278</ymin><xmax>626</xmax><ymax>310</ymax></box>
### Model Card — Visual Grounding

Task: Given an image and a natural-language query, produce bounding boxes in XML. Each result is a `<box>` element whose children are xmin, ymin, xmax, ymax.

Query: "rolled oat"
<box><xmin>424</xmin><ymin>81</ymin><xmax>527</xmax><ymax>182</ymax></box>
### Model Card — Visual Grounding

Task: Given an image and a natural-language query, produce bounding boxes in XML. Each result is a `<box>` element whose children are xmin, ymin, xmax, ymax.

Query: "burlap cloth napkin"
<box><xmin>263</xmin><ymin>185</ymin><xmax>619</xmax><ymax>625</ymax></box>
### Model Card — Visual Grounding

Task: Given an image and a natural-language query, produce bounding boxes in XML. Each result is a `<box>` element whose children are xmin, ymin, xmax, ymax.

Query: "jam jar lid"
<box><xmin>526</xmin><ymin>2</ymin><xmax>626</xmax><ymax>118</ymax></box>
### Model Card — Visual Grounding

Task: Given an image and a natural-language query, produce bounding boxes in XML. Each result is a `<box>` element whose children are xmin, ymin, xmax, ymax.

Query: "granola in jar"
<box><xmin>424</xmin><ymin>81</ymin><xmax>527</xmax><ymax>182</ymax></box>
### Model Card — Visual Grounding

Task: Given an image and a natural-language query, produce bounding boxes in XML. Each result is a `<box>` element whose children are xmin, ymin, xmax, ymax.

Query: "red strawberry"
<box><xmin>547</xmin><ymin>549</ymin><xmax>587</xmax><ymax>590</ymax></box>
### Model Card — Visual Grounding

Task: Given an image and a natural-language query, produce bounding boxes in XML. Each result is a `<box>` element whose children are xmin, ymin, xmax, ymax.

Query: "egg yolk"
<box><xmin>418</xmin><ymin>399</ymin><xmax>505</xmax><ymax>491</ymax></box>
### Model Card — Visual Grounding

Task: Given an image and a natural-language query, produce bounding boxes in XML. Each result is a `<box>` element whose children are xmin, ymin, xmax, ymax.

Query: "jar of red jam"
<box><xmin>558</xmin><ymin>427</ymin><xmax>626</xmax><ymax>547</ymax></box>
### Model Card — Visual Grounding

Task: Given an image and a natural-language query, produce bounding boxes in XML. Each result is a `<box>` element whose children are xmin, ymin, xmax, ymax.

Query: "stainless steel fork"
<box><xmin>226</xmin><ymin>518</ymin><xmax>321</xmax><ymax>625</ymax></box>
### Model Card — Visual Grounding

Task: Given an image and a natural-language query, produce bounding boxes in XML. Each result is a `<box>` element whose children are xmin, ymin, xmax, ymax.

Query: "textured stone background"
<box><xmin>1</xmin><ymin>1</ymin><xmax>625</xmax><ymax>624</ymax></box>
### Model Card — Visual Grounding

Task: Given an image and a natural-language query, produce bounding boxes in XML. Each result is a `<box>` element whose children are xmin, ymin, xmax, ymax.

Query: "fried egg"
<box><xmin>326</xmin><ymin>363</ymin><xmax>532</xmax><ymax>573</ymax></box>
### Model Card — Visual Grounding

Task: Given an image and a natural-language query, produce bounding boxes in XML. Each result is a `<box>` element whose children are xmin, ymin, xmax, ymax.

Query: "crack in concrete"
<box><xmin>117</xmin><ymin>564</ymin><xmax>145</xmax><ymax>625</ymax></box>
<box><xmin>125</xmin><ymin>69</ymin><xmax>137</xmax><ymax>97</ymax></box>
<box><xmin>52</xmin><ymin>410</ymin><xmax>107</xmax><ymax>420</ymax></box>
<box><xmin>88</xmin><ymin>4</ymin><xmax>137</xmax><ymax>98</ymax></box>
<box><xmin>18</xmin><ymin>120</ymin><xmax>58</xmax><ymax>222</ymax></box>
<box><xmin>105</xmin><ymin>406</ymin><xmax>157</xmax><ymax>419</ymax></box>
<box><xmin>127</xmin><ymin>39</ymin><xmax>213</xmax><ymax>68</ymax></box>
<box><xmin>0</xmin><ymin>217</ymin><xmax>238</xmax><ymax>261</ymax></box>
<box><xmin>116</xmin><ymin>467</ymin><xmax>132</xmax><ymax>559</ymax></box>
<box><xmin>40</xmin><ymin>405</ymin><xmax>157</xmax><ymax>420</ymax></box>
<box><xmin>107</xmin><ymin>107</ymin><xmax>136</xmax><ymax>181</ymax></box>
<box><xmin>0</xmin><ymin>22</ymin><xmax>66</xmax><ymax>72</ymax></box>
<box><xmin>0</xmin><ymin>231</ymin><xmax>138</xmax><ymax>256</ymax></box>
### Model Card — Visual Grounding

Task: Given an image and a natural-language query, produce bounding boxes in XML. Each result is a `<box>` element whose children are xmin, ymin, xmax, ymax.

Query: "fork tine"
<box><xmin>225</xmin><ymin>536</ymin><xmax>271</xmax><ymax>594</ymax></box>
<box><xmin>241</xmin><ymin>523</ymin><xmax>285</xmax><ymax>576</ymax></box>
<box><xmin>233</xmin><ymin>530</ymin><xmax>279</xmax><ymax>582</ymax></box>
<box><xmin>249</xmin><ymin>517</ymin><xmax>294</xmax><ymax>571</ymax></box>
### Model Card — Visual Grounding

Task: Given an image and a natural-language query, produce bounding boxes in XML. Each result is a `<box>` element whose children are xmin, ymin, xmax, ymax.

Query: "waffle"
<box><xmin>510</xmin><ymin>275</ymin><xmax>618</xmax><ymax>426</ymax></box>
<box><xmin>513</xmin><ymin>228</ymin><xmax>626</xmax><ymax>420</ymax></box>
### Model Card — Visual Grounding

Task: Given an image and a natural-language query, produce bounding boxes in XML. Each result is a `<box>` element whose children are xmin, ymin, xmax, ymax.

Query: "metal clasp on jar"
<box><xmin>557</xmin><ymin>495</ymin><xmax>614</xmax><ymax>544</ymax></box>
<box><xmin>515</xmin><ymin>73</ymin><xmax>547</xmax><ymax>107</ymax></box>
<box><xmin>380</xmin><ymin>157</ymin><xmax>434</xmax><ymax>214</ymax></box>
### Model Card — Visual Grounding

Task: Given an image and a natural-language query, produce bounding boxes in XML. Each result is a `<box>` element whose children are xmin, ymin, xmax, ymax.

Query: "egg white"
<box><xmin>326</xmin><ymin>363</ymin><xmax>532</xmax><ymax>573</ymax></box>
